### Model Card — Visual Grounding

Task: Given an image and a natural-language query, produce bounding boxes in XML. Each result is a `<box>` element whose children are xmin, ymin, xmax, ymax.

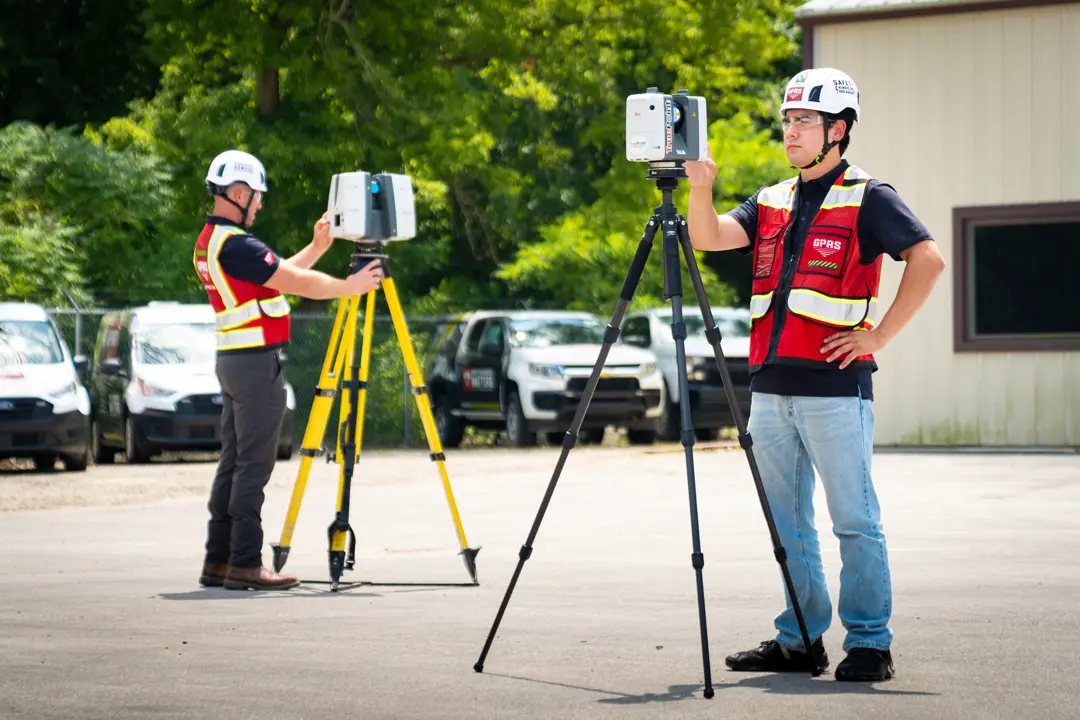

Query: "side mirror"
<box><xmin>102</xmin><ymin>357</ymin><xmax>124</xmax><ymax>376</ymax></box>
<box><xmin>73</xmin><ymin>354</ymin><xmax>89</xmax><ymax>377</ymax></box>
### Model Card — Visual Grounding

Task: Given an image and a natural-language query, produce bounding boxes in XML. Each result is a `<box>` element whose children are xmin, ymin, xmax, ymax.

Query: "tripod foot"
<box><xmin>473</xmin><ymin>662</ymin><xmax>484</xmax><ymax>673</ymax></box>
<box><xmin>329</xmin><ymin>550</ymin><xmax>346</xmax><ymax>591</ymax></box>
<box><xmin>460</xmin><ymin>546</ymin><xmax>481</xmax><ymax>585</ymax></box>
<box><xmin>270</xmin><ymin>543</ymin><xmax>290</xmax><ymax>573</ymax></box>
<box><xmin>704</xmin><ymin>687</ymin><xmax>714</xmax><ymax>699</ymax></box>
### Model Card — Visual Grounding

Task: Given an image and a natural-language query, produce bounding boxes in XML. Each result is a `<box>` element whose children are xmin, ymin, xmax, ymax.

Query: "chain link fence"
<box><xmin>46</xmin><ymin>307</ymin><xmax>447</xmax><ymax>450</ymax></box>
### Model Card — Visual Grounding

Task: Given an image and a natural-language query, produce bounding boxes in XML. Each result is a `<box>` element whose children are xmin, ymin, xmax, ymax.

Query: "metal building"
<box><xmin>796</xmin><ymin>0</ymin><xmax>1080</xmax><ymax>447</ymax></box>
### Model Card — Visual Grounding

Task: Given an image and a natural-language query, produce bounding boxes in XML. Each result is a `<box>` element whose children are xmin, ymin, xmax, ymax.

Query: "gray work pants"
<box><xmin>205</xmin><ymin>349</ymin><xmax>286</xmax><ymax>567</ymax></box>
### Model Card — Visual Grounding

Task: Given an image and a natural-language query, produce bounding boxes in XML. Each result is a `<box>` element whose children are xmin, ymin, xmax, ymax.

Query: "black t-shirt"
<box><xmin>725</xmin><ymin>160</ymin><xmax>933</xmax><ymax>401</ymax></box>
<box><xmin>206</xmin><ymin>216</ymin><xmax>281</xmax><ymax>285</ymax></box>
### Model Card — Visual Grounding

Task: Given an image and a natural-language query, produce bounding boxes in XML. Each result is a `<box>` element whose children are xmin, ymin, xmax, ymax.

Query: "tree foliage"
<box><xmin>0</xmin><ymin>122</ymin><xmax>194</xmax><ymax>306</ymax></box>
<box><xmin>1</xmin><ymin>0</ymin><xmax>804</xmax><ymax>314</ymax></box>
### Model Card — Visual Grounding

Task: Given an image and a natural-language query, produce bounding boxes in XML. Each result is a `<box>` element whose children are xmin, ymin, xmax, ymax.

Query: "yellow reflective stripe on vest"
<box><xmin>820</xmin><ymin>166</ymin><xmax>872</xmax><ymax>210</ymax></box>
<box><xmin>757</xmin><ymin>178</ymin><xmax>797</xmax><ymax>211</ymax></box>
<box><xmin>216</xmin><ymin>300</ymin><xmax>261</xmax><ymax>330</ymax></box>
<box><xmin>207</xmin><ymin>225</ymin><xmax>242</xmax><ymax>309</ymax></box>
<box><xmin>788</xmin><ymin>288</ymin><xmax>878</xmax><ymax>327</ymax></box>
<box><xmin>217</xmin><ymin>327</ymin><xmax>266</xmax><ymax>351</ymax></box>
<box><xmin>749</xmin><ymin>292</ymin><xmax>774</xmax><ymax>320</ymax></box>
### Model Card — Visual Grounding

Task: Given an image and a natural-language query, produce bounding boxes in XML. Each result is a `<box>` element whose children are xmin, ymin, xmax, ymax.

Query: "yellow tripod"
<box><xmin>269</xmin><ymin>245</ymin><xmax>479</xmax><ymax>591</ymax></box>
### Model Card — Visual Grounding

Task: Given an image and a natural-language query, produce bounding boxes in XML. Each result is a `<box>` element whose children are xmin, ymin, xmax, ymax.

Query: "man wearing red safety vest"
<box><xmin>686</xmin><ymin>69</ymin><xmax>945</xmax><ymax>681</ymax></box>
<box><xmin>193</xmin><ymin>150</ymin><xmax>385</xmax><ymax>591</ymax></box>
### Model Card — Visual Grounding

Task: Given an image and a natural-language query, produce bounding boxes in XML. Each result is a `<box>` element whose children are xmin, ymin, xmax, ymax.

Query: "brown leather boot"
<box><xmin>223</xmin><ymin>565</ymin><xmax>301</xmax><ymax>591</ymax></box>
<box><xmin>199</xmin><ymin>562</ymin><xmax>228</xmax><ymax>587</ymax></box>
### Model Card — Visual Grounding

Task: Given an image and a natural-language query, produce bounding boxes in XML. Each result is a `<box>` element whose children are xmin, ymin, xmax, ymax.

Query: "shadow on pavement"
<box><xmin>712</xmin><ymin>673</ymin><xmax>939</xmax><ymax>697</ymax></box>
<box><xmin>156</xmin><ymin>581</ymin><xmax>475</xmax><ymax>601</ymax></box>
<box><xmin>479</xmin><ymin>671</ymin><xmax>940</xmax><ymax>703</ymax></box>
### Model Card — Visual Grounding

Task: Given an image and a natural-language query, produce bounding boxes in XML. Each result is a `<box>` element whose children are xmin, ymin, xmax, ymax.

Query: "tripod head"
<box><xmin>647</xmin><ymin>161</ymin><xmax>686</xmax><ymax>215</ymax></box>
<box><xmin>647</xmin><ymin>160</ymin><xmax>687</xmax><ymax>183</ymax></box>
<box><xmin>349</xmin><ymin>240</ymin><xmax>389</xmax><ymax>275</ymax></box>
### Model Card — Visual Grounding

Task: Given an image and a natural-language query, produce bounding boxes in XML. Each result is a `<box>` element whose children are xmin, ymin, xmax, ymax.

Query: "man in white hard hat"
<box><xmin>193</xmin><ymin>149</ymin><xmax>385</xmax><ymax>591</ymax></box>
<box><xmin>685</xmin><ymin>69</ymin><xmax>945</xmax><ymax>681</ymax></box>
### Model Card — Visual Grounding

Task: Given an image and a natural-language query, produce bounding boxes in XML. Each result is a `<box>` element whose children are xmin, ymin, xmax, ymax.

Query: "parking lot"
<box><xmin>1</xmin><ymin>441</ymin><xmax>1078</xmax><ymax>719</ymax></box>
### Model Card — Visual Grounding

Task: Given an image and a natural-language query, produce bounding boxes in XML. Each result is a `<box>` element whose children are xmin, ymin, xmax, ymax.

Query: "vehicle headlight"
<box><xmin>638</xmin><ymin>362</ymin><xmax>657</xmax><ymax>377</ymax></box>
<box><xmin>684</xmin><ymin>356</ymin><xmax>709</xmax><ymax>382</ymax></box>
<box><xmin>529</xmin><ymin>364</ymin><xmax>564</xmax><ymax>378</ymax></box>
<box><xmin>48</xmin><ymin>381</ymin><xmax>78</xmax><ymax>398</ymax></box>
<box><xmin>138</xmin><ymin>378</ymin><xmax>172</xmax><ymax>397</ymax></box>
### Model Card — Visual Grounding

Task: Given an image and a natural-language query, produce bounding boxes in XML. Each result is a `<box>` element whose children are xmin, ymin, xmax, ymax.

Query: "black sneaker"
<box><xmin>725</xmin><ymin>638</ymin><xmax>828</xmax><ymax>672</ymax></box>
<box><xmin>834</xmin><ymin>648</ymin><xmax>895</xmax><ymax>681</ymax></box>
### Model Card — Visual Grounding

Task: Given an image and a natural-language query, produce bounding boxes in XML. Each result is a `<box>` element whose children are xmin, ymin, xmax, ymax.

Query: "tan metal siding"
<box><xmin>811</xmin><ymin>3</ymin><xmax>1080</xmax><ymax>446</ymax></box>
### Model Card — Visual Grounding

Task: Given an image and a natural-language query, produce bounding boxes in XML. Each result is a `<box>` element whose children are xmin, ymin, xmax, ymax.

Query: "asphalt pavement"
<box><xmin>1</xmin><ymin>443</ymin><xmax>1078</xmax><ymax>719</ymax></box>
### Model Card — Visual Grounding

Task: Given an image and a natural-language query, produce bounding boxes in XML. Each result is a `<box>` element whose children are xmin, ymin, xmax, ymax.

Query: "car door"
<box><xmin>458</xmin><ymin>318</ymin><xmax>503</xmax><ymax>418</ymax></box>
<box><xmin>92</xmin><ymin>322</ymin><xmax>120</xmax><ymax>439</ymax></box>
<box><xmin>103</xmin><ymin>324</ymin><xmax>130</xmax><ymax>439</ymax></box>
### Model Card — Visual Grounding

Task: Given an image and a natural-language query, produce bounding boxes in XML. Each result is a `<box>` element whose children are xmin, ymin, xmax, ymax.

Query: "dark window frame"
<box><xmin>953</xmin><ymin>201</ymin><xmax>1080</xmax><ymax>353</ymax></box>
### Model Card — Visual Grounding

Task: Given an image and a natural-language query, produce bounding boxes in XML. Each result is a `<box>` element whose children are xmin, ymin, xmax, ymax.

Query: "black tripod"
<box><xmin>472</xmin><ymin>161</ymin><xmax>824</xmax><ymax>697</ymax></box>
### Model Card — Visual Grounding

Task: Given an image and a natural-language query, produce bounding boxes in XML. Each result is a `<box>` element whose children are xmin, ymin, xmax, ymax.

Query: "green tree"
<box><xmin>0</xmin><ymin>121</ymin><xmax>194</xmax><ymax>306</ymax></box>
<box><xmin>96</xmin><ymin>0</ymin><xmax>802</xmax><ymax>313</ymax></box>
<box><xmin>0</xmin><ymin>0</ymin><xmax>161</xmax><ymax>127</ymax></box>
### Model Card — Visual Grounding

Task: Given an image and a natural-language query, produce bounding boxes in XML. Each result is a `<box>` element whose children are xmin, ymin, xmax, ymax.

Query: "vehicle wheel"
<box><xmin>31</xmin><ymin>453</ymin><xmax>58</xmax><ymax>472</ymax></box>
<box><xmin>434</xmin><ymin>399</ymin><xmax>465</xmax><ymax>448</ymax></box>
<box><xmin>695</xmin><ymin>427</ymin><xmax>721</xmax><ymax>442</ymax></box>
<box><xmin>658</xmin><ymin>381</ymin><xmax>680</xmax><ymax>442</ymax></box>
<box><xmin>276</xmin><ymin>443</ymin><xmax>294</xmax><ymax>461</ymax></box>
<box><xmin>580</xmin><ymin>428</ymin><xmax>605</xmax><ymax>444</ymax></box>
<box><xmin>91</xmin><ymin>418</ymin><xmax>118</xmax><ymax>465</ymax></box>
<box><xmin>627</xmin><ymin>429</ymin><xmax>657</xmax><ymax>445</ymax></box>
<box><xmin>62</xmin><ymin>447</ymin><xmax>89</xmax><ymax>472</ymax></box>
<box><xmin>505</xmin><ymin>391</ymin><xmax>536</xmax><ymax>447</ymax></box>
<box><xmin>124</xmin><ymin>415</ymin><xmax>153</xmax><ymax>464</ymax></box>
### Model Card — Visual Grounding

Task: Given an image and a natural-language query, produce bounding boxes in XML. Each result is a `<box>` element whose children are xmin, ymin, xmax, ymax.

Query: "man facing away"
<box><xmin>685</xmin><ymin>68</ymin><xmax>946</xmax><ymax>681</ymax></box>
<box><xmin>193</xmin><ymin>149</ymin><xmax>385</xmax><ymax>591</ymax></box>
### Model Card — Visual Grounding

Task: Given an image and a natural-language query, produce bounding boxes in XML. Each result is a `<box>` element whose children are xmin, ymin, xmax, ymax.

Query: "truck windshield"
<box><xmin>509</xmin><ymin>317</ymin><xmax>607</xmax><ymax>347</ymax></box>
<box><xmin>660</xmin><ymin>312</ymin><xmax>751</xmax><ymax>340</ymax></box>
<box><xmin>0</xmin><ymin>320</ymin><xmax>65</xmax><ymax>365</ymax></box>
<box><xmin>136</xmin><ymin>323</ymin><xmax>217</xmax><ymax>365</ymax></box>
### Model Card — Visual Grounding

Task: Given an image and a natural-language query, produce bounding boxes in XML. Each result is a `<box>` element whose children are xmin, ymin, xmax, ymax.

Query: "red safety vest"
<box><xmin>749</xmin><ymin>164</ymin><xmax>881</xmax><ymax>373</ymax></box>
<box><xmin>192</xmin><ymin>222</ymin><xmax>291</xmax><ymax>352</ymax></box>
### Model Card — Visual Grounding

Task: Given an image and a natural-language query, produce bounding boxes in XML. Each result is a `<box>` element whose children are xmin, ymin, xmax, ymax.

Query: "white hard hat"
<box><xmin>205</xmin><ymin>150</ymin><xmax>268</xmax><ymax>193</ymax></box>
<box><xmin>781</xmin><ymin>68</ymin><xmax>860</xmax><ymax>122</ymax></box>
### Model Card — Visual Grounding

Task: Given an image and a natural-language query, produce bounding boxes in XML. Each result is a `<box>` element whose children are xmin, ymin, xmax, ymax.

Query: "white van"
<box><xmin>88</xmin><ymin>302</ymin><xmax>296</xmax><ymax>464</ymax></box>
<box><xmin>0</xmin><ymin>302</ymin><xmax>91</xmax><ymax>471</ymax></box>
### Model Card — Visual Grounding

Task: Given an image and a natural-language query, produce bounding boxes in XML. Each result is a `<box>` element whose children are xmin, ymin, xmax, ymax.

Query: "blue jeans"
<box><xmin>746</xmin><ymin>391</ymin><xmax>893</xmax><ymax>652</ymax></box>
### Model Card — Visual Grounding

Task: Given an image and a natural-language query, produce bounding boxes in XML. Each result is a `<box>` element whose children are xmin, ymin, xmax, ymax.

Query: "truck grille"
<box><xmin>566</xmin><ymin>377</ymin><xmax>641</xmax><ymax>393</ymax></box>
<box><xmin>705</xmin><ymin>358</ymin><xmax>751</xmax><ymax>388</ymax></box>
<box><xmin>175</xmin><ymin>394</ymin><xmax>224</xmax><ymax>415</ymax></box>
<box><xmin>0</xmin><ymin>397</ymin><xmax>52</xmax><ymax>421</ymax></box>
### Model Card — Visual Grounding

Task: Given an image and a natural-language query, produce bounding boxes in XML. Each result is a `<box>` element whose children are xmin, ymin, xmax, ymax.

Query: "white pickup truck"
<box><xmin>620</xmin><ymin>306</ymin><xmax>752</xmax><ymax>442</ymax></box>
<box><xmin>424</xmin><ymin>310</ymin><xmax>666</xmax><ymax>447</ymax></box>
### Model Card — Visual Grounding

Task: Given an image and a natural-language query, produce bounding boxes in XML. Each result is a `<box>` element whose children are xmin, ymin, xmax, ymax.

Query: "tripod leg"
<box><xmin>327</xmin><ymin>291</ymin><xmax>373</xmax><ymax>590</ymax></box>
<box><xmin>474</xmin><ymin>213</ymin><xmax>660</xmax><ymax>674</ymax></box>
<box><xmin>271</xmin><ymin>294</ymin><xmax>354</xmax><ymax>572</ymax></box>
<box><xmin>380</xmin><ymin>276</ymin><xmax>480</xmax><ymax>585</ymax></box>
<box><xmin>676</xmin><ymin>220</ymin><xmax>825</xmax><ymax>677</ymax></box>
<box><xmin>661</xmin><ymin>216</ymin><xmax>714</xmax><ymax>699</ymax></box>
